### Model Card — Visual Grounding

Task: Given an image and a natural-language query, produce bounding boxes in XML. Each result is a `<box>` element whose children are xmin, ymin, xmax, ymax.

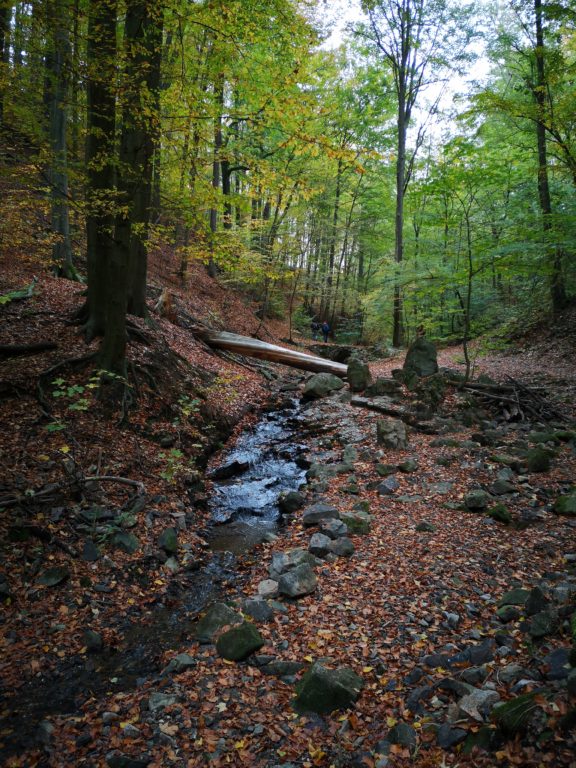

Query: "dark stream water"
<box><xmin>207</xmin><ymin>396</ymin><xmax>307</xmax><ymax>552</ymax></box>
<box><xmin>0</xmin><ymin>392</ymin><xmax>307</xmax><ymax>759</ymax></box>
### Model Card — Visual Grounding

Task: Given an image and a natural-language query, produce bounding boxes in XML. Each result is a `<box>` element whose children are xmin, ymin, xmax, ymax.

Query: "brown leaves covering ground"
<box><xmin>1</xmin><ymin>244</ymin><xmax>576</xmax><ymax>768</ymax></box>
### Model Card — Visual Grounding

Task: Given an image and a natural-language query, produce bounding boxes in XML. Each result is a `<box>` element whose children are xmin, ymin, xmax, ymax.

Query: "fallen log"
<box><xmin>195</xmin><ymin>330</ymin><xmax>348</xmax><ymax>377</ymax></box>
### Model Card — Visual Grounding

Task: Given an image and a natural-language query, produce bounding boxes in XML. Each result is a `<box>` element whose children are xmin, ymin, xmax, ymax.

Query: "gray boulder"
<box><xmin>158</xmin><ymin>527</ymin><xmax>178</xmax><ymax>554</ymax></box>
<box><xmin>329</xmin><ymin>537</ymin><xmax>355</xmax><ymax>557</ymax></box>
<box><xmin>269</xmin><ymin>548</ymin><xmax>317</xmax><ymax>579</ymax></box>
<box><xmin>278</xmin><ymin>491</ymin><xmax>306</xmax><ymax>514</ymax></box>
<box><xmin>376</xmin><ymin>419</ymin><xmax>409</xmax><ymax>450</ymax></box>
<box><xmin>309</xmin><ymin>532</ymin><xmax>332</xmax><ymax>558</ymax></box>
<box><xmin>554</xmin><ymin>491</ymin><xmax>576</xmax><ymax>517</ymax></box>
<box><xmin>303</xmin><ymin>373</ymin><xmax>345</xmax><ymax>400</ymax></box>
<box><xmin>302</xmin><ymin>502</ymin><xmax>340</xmax><ymax>526</ymax></box>
<box><xmin>403</xmin><ymin>337</ymin><xmax>439</xmax><ymax>378</ymax></box>
<box><xmin>464</xmin><ymin>489</ymin><xmax>491</xmax><ymax>511</ymax></box>
<box><xmin>293</xmin><ymin>663</ymin><xmax>363</xmax><ymax>714</ymax></box>
<box><xmin>318</xmin><ymin>518</ymin><xmax>348</xmax><ymax>539</ymax></box>
<box><xmin>163</xmin><ymin>653</ymin><xmax>196</xmax><ymax>675</ymax></box>
<box><xmin>243</xmin><ymin>598</ymin><xmax>274</xmax><ymax>623</ymax></box>
<box><xmin>347</xmin><ymin>358</ymin><xmax>372</xmax><ymax>392</ymax></box>
<box><xmin>365</xmin><ymin>378</ymin><xmax>402</xmax><ymax>397</ymax></box>
<box><xmin>340</xmin><ymin>511</ymin><xmax>372</xmax><ymax>534</ymax></box>
<box><xmin>278</xmin><ymin>563</ymin><xmax>318</xmax><ymax>598</ymax></box>
<box><xmin>457</xmin><ymin>688</ymin><xmax>500</xmax><ymax>721</ymax></box>
<box><xmin>112</xmin><ymin>532</ymin><xmax>140</xmax><ymax>554</ymax></box>
<box><xmin>215</xmin><ymin>621</ymin><xmax>264</xmax><ymax>661</ymax></box>
<box><xmin>193</xmin><ymin>602</ymin><xmax>242</xmax><ymax>643</ymax></box>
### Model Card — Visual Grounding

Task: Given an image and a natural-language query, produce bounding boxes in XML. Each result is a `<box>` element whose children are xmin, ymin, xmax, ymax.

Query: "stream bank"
<box><xmin>0</xmin><ymin>377</ymin><xmax>309</xmax><ymax>761</ymax></box>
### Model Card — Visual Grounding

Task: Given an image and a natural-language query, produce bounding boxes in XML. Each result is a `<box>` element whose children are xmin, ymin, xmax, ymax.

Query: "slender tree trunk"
<box><xmin>46</xmin><ymin>0</ymin><xmax>75</xmax><ymax>279</ymax></box>
<box><xmin>534</xmin><ymin>0</ymin><xmax>567</xmax><ymax>314</ymax></box>
<box><xmin>0</xmin><ymin>1</ymin><xmax>12</xmax><ymax>125</ymax></box>
<box><xmin>393</xmin><ymin>86</ymin><xmax>406</xmax><ymax>347</ymax></box>
<box><xmin>207</xmin><ymin>73</ymin><xmax>223</xmax><ymax>278</ymax></box>
<box><xmin>84</xmin><ymin>0</ymin><xmax>117</xmax><ymax>340</ymax></box>
<box><xmin>126</xmin><ymin>1</ymin><xmax>163</xmax><ymax>317</ymax></box>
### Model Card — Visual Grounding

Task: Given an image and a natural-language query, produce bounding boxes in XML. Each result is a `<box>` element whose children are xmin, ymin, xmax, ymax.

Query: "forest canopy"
<box><xmin>1</xmin><ymin>0</ymin><xmax>575</xmax><ymax>372</ymax></box>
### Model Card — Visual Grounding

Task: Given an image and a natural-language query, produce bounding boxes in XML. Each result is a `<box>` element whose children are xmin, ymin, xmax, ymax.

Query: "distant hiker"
<box><xmin>311</xmin><ymin>320</ymin><xmax>320</xmax><ymax>341</ymax></box>
<box><xmin>321</xmin><ymin>320</ymin><xmax>330</xmax><ymax>343</ymax></box>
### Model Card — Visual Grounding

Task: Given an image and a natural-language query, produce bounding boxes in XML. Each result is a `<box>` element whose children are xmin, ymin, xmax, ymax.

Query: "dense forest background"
<box><xmin>1</xmin><ymin>0</ymin><xmax>575</xmax><ymax>368</ymax></box>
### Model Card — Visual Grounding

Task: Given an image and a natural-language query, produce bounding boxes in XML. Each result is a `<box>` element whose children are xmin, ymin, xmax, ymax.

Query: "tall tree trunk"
<box><xmin>126</xmin><ymin>1</ymin><xmax>163</xmax><ymax>317</ymax></box>
<box><xmin>0</xmin><ymin>1</ymin><xmax>12</xmax><ymax>125</ymax></box>
<box><xmin>84</xmin><ymin>0</ymin><xmax>117</xmax><ymax>341</ymax></box>
<box><xmin>207</xmin><ymin>73</ymin><xmax>223</xmax><ymax>278</ymax></box>
<box><xmin>534</xmin><ymin>0</ymin><xmax>567</xmax><ymax>314</ymax></box>
<box><xmin>393</xmin><ymin>85</ymin><xmax>406</xmax><ymax>347</ymax></box>
<box><xmin>46</xmin><ymin>0</ymin><xmax>75</xmax><ymax>279</ymax></box>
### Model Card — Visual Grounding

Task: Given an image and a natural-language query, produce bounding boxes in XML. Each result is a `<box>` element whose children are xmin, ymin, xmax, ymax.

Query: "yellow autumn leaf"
<box><xmin>304</xmin><ymin>655</ymin><xmax>314</xmax><ymax>662</ymax></box>
<box><xmin>60</xmin><ymin>445</ymin><xmax>70</xmax><ymax>454</ymax></box>
<box><xmin>386</xmin><ymin>717</ymin><xmax>397</xmax><ymax>727</ymax></box>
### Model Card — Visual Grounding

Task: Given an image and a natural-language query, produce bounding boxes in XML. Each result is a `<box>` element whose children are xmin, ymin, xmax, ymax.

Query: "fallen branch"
<box><xmin>84</xmin><ymin>476</ymin><xmax>145</xmax><ymax>494</ymax></box>
<box><xmin>0</xmin><ymin>342</ymin><xmax>58</xmax><ymax>358</ymax></box>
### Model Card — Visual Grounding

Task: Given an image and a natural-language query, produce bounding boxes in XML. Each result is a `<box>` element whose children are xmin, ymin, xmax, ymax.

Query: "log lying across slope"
<box><xmin>195</xmin><ymin>330</ymin><xmax>348</xmax><ymax>377</ymax></box>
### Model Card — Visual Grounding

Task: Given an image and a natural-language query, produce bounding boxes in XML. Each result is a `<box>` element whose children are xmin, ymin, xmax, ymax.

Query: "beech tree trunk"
<box><xmin>534</xmin><ymin>0</ymin><xmax>567</xmax><ymax>315</ymax></box>
<box><xmin>126</xmin><ymin>1</ymin><xmax>163</xmax><ymax>317</ymax></box>
<box><xmin>84</xmin><ymin>0</ymin><xmax>117</xmax><ymax>341</ymax></box>
<box><xmin>46</xmin><ymin>0</ymin><xmax>74</xmax><ymax>279</ymax></box>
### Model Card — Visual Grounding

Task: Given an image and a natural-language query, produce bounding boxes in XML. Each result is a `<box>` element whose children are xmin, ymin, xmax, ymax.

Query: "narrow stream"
<box><xmin>206</xmin><ymin>394</ymin><xmax>308</xmax><ymax>553</ymax></box>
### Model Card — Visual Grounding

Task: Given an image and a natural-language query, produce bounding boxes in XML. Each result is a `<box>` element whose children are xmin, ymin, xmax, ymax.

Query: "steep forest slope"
<box><xmin>1</xmin><ymin>210</ymin><xmax>576</xmax><ymax>767</ymax></box>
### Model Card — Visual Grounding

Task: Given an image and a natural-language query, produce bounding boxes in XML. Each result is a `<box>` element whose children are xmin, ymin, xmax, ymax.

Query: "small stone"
<box><xmin>318</xmin><ymin>518</ymin><xmax>348</xmax><ymax>539</ymax></box>
<box><xmin>148</xmin><ymin>692</ymin><xmax>177</xmax><ymax>712</ymax></box>
<box><xmin>527</xmin><ymin>610</ymin><xmax>557</xmax><ymax>638</ymax></box>
<box><xmin>163</xmin><ymin>653</ymin><xmax>197</xmax><ymax>674</ymax></box>
<box><xmin>112</xmin><ymin>532</ymin><xmax>140</xmax><ymax>554</ymax></box>
<box><xmin>329</xmin><ymin>537</ymin><xmax>355</xmax><ymax>557</ymax></box>
<box><xmin>458</xmin><ymin>689</ymin><xmax>500</xmax><ymax>721</ymax></box>
<box><xmin>37</xmin><ymin>566</ymin><xmax>70</xmax><ymax>587</ymax></box>
<box><xmin>436</xmin><ymin>724</ymin><xmax>467</xmax><ymax>749</ymax></box>
<box><xmin>84</xmin><ymin>629</ymin><xmax>103</xmax><ymax>653</ymax></box>
<box><xmin>309</xmin><ymin>532</ymin><xmax>332</xmax><ymax>558</ymax></box>
<box><xmin>464</xmin><ymin>490</ymin><xmax>491</xmax><ymax>511</ymax></box>
<box><xmin>243</xmin><ymin>598</ymin><xmax>274</xmax><ymax>623</ymax></box>
<box><xmin>415</xmin><ymin>521</ymin><xmax>436</xmax><ymax>533</ymax></box>
<box><xmin>302</xmin><ymin>503</ymin><xmax>340</xmax><ymax>526</ymax></box>
<box><xmin>377</xmin><ymin>476</ymin><xmax>400</xmax><ymax>496</ymax></box>
<box><xmin>102</xmin><ymin>712</ymin><xmax>120</xmax><ymax>724</ymax></box>
<box><xmin>257</xmin><ymin>579</ymin><xmax>279</xmax><ymax>599</ymax></box>
<box><xmin>158</xmin><ymin>527</ymin><xmax>178</xmax><ymax>554</ymax></box>
<box><xmin>37</xmin><ymin>720</ymin><xmax>54</xmax><ymax>745</ymax></box>
<box><xmin>121</xmin><ymin>724</ymin><xmax>141</xmax><ymax>738</ymax></box>
<box><xmin>525</xmin><ymin>586</ymin><xmax>551</xmax><ymax>616</ymax></box>
<box><xmin>82</xmin><ymin>538</ymin><xmax>101</xmax><ymax>562</ymax></box>
<box><xmin>498</xmin><ymin>588</ymin><xmax>530</xmax><ymax>607</ymax></box>
<box><xmin>398</xmin><ymin>458</ymin><xmax>418</xmax><ymax>473</ymax></box>
<box><xmin>491</xmin><ymin>479</ymin><xmax>516</xmax><ymax>495</ymax></box>
<box><xmin>278</xmin><ymin>491</ymin><xmax>306</xmax><ymax>514</ymax></box>
<box><xmin>387</xmin><ymin>722</ymin><xmax>417</xmax><ymax>751</ymax></box>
